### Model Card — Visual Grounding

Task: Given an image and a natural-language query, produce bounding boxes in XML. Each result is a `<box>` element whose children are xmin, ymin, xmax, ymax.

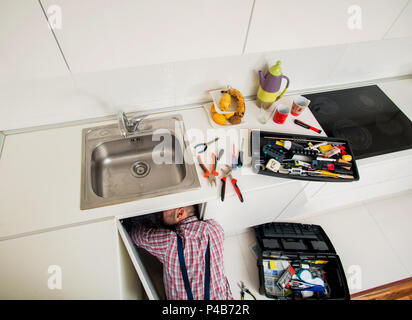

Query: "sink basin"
<box><xmin>81</xmin><ymin>114</ymin><xmax>200</xmax><ymax>209</ymax></box>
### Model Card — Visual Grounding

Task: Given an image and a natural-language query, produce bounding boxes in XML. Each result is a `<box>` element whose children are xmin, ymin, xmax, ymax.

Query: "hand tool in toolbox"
<box><xmin>197</xmin><ymin>153</ymin><xmax>218</xmax><ymax>186</ymax></box>
<box><xmin>194</xmin><ymin>137</ymin><xmax>219</xmax><ymax>154</ymax></box>
<box><xmin>264</xmin><ymin>136</ymin><xmax>347</xmax><ymax>146</ymax></box>
<box><xmin>262</xmin><ymin>144</ymin><xmax>286</xmax><ymax>162</ymax></box>
<box><xmin>279</xmin><ymin>167</ymin><xmax>354</xmax><ymax>179</ymax></box>
<box><xmin>254</xmin><ymin>131</ymin><xmax>359</xmax><ymax>182</ymax></box>
<box><xmin>237</xmin><ymin>281</ymin><xmax>257</xmax><ymax>300</ymax></box>
<box><xmin>220</xmin><ymin>164</ymin><xmax>244</xmax><ymax>202</ymax></box>
<box><xmin>277</xmin><ymin>265</ymin><xmax>296</xmax><ymax>289</ymax></box>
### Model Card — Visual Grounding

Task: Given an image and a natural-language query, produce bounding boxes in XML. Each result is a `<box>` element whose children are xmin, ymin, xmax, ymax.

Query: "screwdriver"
<box><xmin>294</xmin><ymin>119</ymin><xmax>322</xmax><ymax>134</ymax></box>
<box><xmin>237</xmin><ymin>138</ymin><xmax>244</xmax><ymax>168</ymax></box>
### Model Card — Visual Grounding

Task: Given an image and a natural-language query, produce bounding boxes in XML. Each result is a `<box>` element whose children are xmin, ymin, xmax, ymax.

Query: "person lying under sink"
<box><xmin>130</xmin><ymin>205</ymin><xmax>233</xmax><ymax>300</ymax></box>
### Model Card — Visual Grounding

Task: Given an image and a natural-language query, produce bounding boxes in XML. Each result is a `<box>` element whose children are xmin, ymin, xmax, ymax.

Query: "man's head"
<box><xmin>162</xmin><ymin>205</ymin><xmax>196</xmax><ymax>226</ymax></box>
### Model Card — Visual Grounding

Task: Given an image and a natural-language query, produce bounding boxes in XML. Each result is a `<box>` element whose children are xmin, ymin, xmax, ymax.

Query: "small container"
<box><xmin>257</xmin><ymin>104</ymin><xmax>275</xmax><ymax>124</ymax></box>
<box><xmin>273</xmin><ymin>104</ymin><xmax>290</xmax><ymax>124</ymax></box>
<box><xmin>291</xmin><ymin>96</ymin><xmax>311</xmax><ymax>117</ymax></box>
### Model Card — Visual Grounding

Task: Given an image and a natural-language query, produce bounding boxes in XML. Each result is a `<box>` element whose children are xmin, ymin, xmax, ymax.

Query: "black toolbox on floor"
<box><xmin>254</xmin><ymin>222</ymin><xmax>350</xmax><ymax>300</ymax></box>
<box><xmin>250</xmin><ymin>130</ymin><xmax>360</xmax><ymax>182</ymax></box>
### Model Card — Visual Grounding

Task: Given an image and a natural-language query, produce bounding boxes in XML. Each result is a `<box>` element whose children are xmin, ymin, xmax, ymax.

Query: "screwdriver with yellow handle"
<box><xmin>315</xmin><ymin>170</ymin><xmax>354</xmax><ymax>179</ymax></box>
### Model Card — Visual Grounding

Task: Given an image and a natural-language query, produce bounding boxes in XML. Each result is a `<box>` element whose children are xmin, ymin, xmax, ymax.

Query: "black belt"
<box><xmin>176</xmin><ymin>234</ymin><xmax>210</xmax><ymax>300</ymax></box>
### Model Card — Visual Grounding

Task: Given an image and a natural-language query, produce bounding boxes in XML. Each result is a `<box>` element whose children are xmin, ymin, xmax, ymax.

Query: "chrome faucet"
<box><xmin>118</xmin><ymin>111</ymin><xmax>148</xmax><ymax>137</ymax></box>
<box><xmin>117</xmin><ymin>104</ymin><xmax>197</xmax><ymax>137</ymax></box>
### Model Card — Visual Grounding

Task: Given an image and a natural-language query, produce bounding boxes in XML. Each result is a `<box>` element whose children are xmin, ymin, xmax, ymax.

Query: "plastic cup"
<box><xmin>291</xmin><ymin>96</ymin><xmax>311</xmax><ymax>117</ymax></box>
<box><xmin>273</xmin><ymin>104</ymin><xmax>290</xmax><ymax>124</ymax></box>
<box><xmin>258</xmin><ymin>105</ymin><xmax>275</xmax><ymax>124</ymax></box>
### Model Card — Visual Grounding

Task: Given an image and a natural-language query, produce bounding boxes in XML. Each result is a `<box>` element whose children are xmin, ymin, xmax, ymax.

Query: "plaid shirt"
<box><xmin>131</xmin><ymin>216</ymin><xmax>233</xmax><ymax>300</ymax></box>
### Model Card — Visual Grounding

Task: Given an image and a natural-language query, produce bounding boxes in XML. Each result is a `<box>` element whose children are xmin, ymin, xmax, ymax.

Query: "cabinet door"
<box><xmin>0</xmin><ymin>220</ymin><xmax>127</xmax><ymax>299</ymax></box>
<box><xmin>0</xmin><ymin>0</ymin><xmax>68</xmax><ymax>82</ymax></box>
<box><xmin>385</xmin><ymin>1</ymin><xmax>412</xmax><ymax>39</ymax></box>
<box><xmin>278</xmin><ymin>153</ymin><xmax>412</xmax><ymax>220</ymax></box>
<box><xmin>204</xmin><ymin>181</ymin><xmax>305</xmax><ymax>235</ymax></box>
<box><xmin>40</xmin><ymin>0</ymin><xmax>254</xmax><ymax>73</ymax></box>
<box><xmin>245</xmin><ymin>0</ymin><xmax>408</xmax><ymax>54</ymax></box>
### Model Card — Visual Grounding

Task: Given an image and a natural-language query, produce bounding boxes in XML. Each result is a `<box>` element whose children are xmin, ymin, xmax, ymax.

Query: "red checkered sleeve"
<box><xmin>130</xmin><ymin>224</ymin><xmax>172</xmax><ymax>264</ymax></box>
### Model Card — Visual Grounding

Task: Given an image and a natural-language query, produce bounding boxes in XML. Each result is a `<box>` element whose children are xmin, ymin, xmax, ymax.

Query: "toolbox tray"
<box><xmin>254</xmin><ymin>222</ymin><xmax>350</xmax><ymax>300</ymax></box>
<box><xmin>250</xmin><ymin>130</ymin><xmax>360</xmax><ymax>182</ymax></box>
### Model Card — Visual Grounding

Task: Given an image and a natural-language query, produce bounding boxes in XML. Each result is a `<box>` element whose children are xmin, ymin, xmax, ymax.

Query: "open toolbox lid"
<box><xmin>254</xmin><ymin>222</ymin><xmax>337</xmax><ymax>257</ymax></box>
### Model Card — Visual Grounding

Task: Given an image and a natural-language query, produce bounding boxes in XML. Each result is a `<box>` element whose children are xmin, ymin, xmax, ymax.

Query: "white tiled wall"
<box><xmin>385</xmin><ymin>0</ymin><xmax>412</xmax><ymax>39</ymax></box>
<box><xmin>2</xmin><ymin>35</ymin><xmax>412</xmax><ymax>131</ymax></box>
<box><xmin>39</xmin><ymin>0</ymin><xmax>254</xmax><ymax>74</ymax></box>
<box><xmin>245</xmin><ymin>0</ymin><xmax>409</xmax><ymax>53</ymax></box>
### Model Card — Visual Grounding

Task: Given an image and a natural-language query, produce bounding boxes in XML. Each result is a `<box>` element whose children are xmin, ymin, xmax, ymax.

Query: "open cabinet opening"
<box><xmin>117</xmin><ymin>203</ymin><xmax>206</xmax><ymax>300</ymax></box>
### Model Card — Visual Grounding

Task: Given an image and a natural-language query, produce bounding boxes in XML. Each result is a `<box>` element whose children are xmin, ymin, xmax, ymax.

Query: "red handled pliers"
<box><xmin>197</xmin><ymin>153</ymin><xmax>219</xmax><ymax>186</ymax></box>
<box><xmin>221</xmin><ymin>165</ymin><xmax>244</xmax><ymax>202</ymax></box>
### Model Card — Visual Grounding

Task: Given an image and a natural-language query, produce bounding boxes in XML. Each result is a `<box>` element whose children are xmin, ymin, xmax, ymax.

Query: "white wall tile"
<box><xmin>245</xmin><ymin>0</ymin><xmax>408</xmax><ymax>54</ymax></box>
<box><xmin>328</xmin><ymin>36</ymin><xmax>412</xmax><ymax>84</ymax></box>
<box><xmin>385</xmin><ymin>0</ymin><xmax>412</xmax><ymax>39</ymax></box>
<box><xmin>0</xmin><ymin>76</ymin><xmax>108</xmax><ymax>130</ymax></box>
<box><xmin>0</xmin><ymin>0</ymin><xmax>69</xmax><ymax>83</ymax></box>
<box><xmin>40</xmin><ymin>0</ymin><xmax>254</xmax><ymax>73</ymax></box>
<box><xmin>1</xmin><ymin>36</ymin><xmax>412</xmax><ymax>131</ymax></box>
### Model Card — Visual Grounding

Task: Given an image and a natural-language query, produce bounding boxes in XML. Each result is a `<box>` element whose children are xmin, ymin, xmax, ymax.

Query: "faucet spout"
<box><xmin>118</xmin><ymin>111</ymin><xmax>147</xmax><ymax>137</ymax></box>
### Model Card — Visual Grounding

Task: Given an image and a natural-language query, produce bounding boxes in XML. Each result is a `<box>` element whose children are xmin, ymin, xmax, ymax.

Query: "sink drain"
<box><xmin>131</xmin><ymin>161</ymin><xmax>150</xmax><ymax>178</ymax></box>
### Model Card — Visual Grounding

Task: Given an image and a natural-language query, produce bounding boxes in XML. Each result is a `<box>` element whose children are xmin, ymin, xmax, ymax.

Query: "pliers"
<box><xmin>238</xmin><ymin>281</ymin><xmax>257</xmax><ymax>300</ymax></box>
<box><xmin>221</xmin><ymin>165</ymin><xmax>244</xmax><ymax>202</ymax></box>
<box><xmin>197</xmin><ymin>153</ymin><xmax>218</xmax><ymax>186</ymax></box>
<box><xmin>194</xmin><ymin>137</ymin><xmax>219</xmax><ymax>154</ymax></box>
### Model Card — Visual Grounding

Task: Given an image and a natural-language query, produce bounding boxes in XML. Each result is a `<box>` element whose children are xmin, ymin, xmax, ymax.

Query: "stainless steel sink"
<box><xmin>81</xmin><ymin>114</ymin><xmax>200</xmax><ymax>209</ymax></box>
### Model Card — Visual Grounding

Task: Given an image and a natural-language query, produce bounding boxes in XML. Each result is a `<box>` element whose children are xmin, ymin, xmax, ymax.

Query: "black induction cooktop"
<box><xmin>306</xmin><ymin>85</ymin><xmax>412</xmax><ymax>159</ymax></box>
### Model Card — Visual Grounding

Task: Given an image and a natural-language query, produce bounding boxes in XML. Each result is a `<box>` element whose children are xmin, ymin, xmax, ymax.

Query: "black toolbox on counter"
<box><xmin>250</xmin><ymin>130</ymin><xmax>360</xmax><ymax>182</ymax></box>
<box><xmin>254</xmin><ymin>222</ymin><xmax>350</xmax><ymax>300</ymax></box>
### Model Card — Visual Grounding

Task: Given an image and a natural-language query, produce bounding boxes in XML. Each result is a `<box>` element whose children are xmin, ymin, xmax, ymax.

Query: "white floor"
<box><xmin>223</xmin><ymin>189</ymin><xmax>412</xmax><ymax>300</ymax></box>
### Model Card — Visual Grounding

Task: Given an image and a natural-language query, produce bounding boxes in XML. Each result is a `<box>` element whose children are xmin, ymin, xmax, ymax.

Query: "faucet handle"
<box><xmin>118</xmin><ymin>111</ymin><xmax>129</xmax><ymax>137</ymax></box>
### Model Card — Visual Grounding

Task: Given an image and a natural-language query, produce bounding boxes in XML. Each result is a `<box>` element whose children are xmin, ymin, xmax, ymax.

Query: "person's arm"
<box><xmin>130</xmin><ymin>224</ymin><xmax>172</xmax><ymax>264</ymax></box>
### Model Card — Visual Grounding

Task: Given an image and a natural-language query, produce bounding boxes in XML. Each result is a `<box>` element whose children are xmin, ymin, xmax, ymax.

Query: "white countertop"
<box><xmin>1</xmin><ymin>78</ymin><xmax>412</xmax><ymax>240</ymax></box>
<box><xmin>0</xmin><ymin>96</ymin><xmax>322</xmax><ymax>239</ymax></box>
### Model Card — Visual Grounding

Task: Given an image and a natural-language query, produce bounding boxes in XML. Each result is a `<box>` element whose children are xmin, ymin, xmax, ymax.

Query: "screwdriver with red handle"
<box><xmin>294</xmin><ymin>119</ymin><xmax>322</xmax><ymax>134</ymax></box>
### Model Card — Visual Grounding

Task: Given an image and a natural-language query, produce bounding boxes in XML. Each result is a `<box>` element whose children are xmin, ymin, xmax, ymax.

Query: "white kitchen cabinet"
<box><xmin>0</xmin><ymin>219</ymin><xmax>142</xmax><ymax>299</ymax></box>
<box><xmin>385</xmin><ymin>1</ymin><xmax>412</xmax><ymax>39</ymax></box>
<box><xmin>278</xmin><ymin>151</ymin><xmax>412</xmax><ymax>221</ymax></box>
<box><xmin>204</xmin><ymin>180</ymin><xmax>306</xmax><ymax>235</ymax></box>
<box><xmin>0</xmin><ymin>0</ymin><xmax>69</xmax><ymax>82</ymax></box>
<box><xmin>245</xmin><ymin>0</ymin><xmax>408</xmax><ymax>54</ymax></box>
<box><xmin>40</xmin><ymin>0</ymin><xmax>254</xmax><ymax>73</ymax></box>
